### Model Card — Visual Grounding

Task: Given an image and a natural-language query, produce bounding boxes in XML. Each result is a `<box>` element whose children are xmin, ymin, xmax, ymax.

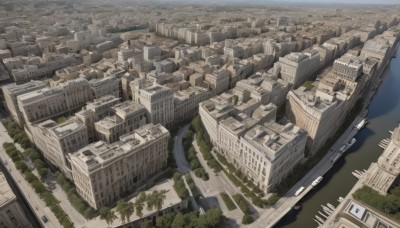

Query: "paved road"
<box><xmin>250</xmin><ymin>114</ymin><xmax>363</xmax><ymax>228</ymax></box>
<box><xmin>173</xmin><ymin>125</ymin><xmax>192</xmax><ymax>173</ymax></box>
<box><xmin>0</xmin><ymin>122</ymin><xmax>62</xmax><ymax>228</ymax></box>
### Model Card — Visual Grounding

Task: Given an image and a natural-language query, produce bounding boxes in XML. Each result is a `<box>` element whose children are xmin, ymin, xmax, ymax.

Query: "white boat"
<box><xmin>345</xmin><ymin>138</ymin><xmax>356</xmax><ymax>151</ymax></box>
<box><xmin>355</xmin><ymin>118</ymin><xmax>367</xmax><ymax>130</ymax></box>
<box><xmin>312</xmin><ymin>176</ymin><xmax>323</xmax><ymax>187</ymax></box>
<box><xmin>331</xmin><ymin>153</ymin><xmax>342</xmax><ymax>163</ymax></box>
<box><xmin>339</xmin><ymin>144</ymin><xmax>347</xmax><ymax>153</ymax></box>
<box><xmin>295</xmin><ymin>186</ymin><xmax>305</xmax><ymax>196</ymax></box>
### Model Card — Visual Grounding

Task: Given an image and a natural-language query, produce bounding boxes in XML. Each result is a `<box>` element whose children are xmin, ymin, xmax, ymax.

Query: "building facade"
<box><xmin>69</xmin><ymin>124</ymin><xmax>170</xmax><ymax>209</ymax></box>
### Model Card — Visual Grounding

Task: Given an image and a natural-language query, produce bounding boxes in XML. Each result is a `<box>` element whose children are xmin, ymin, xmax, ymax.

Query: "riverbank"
<box><xmin>277</xmin><ymin>40</ymin><xmax>400</xmax><ymax>228</ymax></box>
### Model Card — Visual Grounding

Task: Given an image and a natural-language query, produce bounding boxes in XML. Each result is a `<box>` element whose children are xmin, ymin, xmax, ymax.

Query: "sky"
<box><xmin>188</xmin><ymin>0</ymin><xmax>400</xmax><ymax>4</ymax></box>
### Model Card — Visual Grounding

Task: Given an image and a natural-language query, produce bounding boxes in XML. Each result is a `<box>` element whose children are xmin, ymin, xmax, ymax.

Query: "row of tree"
<box><xmin>3</xmin><ymin>142</ymin><xmax>73</xmax><ymax>228</ymax></box>
<box><xmin>182</xmin><ymin>128</ymin><xmax>209</xmax><ymax>181</ymax></box>
<box><xmin>100</xmin><ymin>190</ymin><xmax>167</xmax><ymax>226</ymax></box>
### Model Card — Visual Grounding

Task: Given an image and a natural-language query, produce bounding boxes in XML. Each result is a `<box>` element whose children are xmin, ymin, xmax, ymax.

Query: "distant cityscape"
<box><xmin>0</xmin><ymin>1</ymin><xmax>399</xmax><ymax>228</ymax></box>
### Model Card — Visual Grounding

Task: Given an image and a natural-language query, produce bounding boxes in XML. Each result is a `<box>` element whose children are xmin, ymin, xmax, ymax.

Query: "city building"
<box><xmin>95</xmin><ymin>101</ymin><xmax>147</xmax><ymax>144</ymax></box>
<box><xmin>136</xmin><ymin>85</ymin><xmax>174</xmax><ymax>128</ymax></box>
<box><xmin>17</xmin><ymin>78</ymin><xmax>91</xmax><ymax>124</ymax></box>
<box><xmin>89</xmin><ymin>75</ymin><xmax>120</xmax><ymax>99</ymax></box>
<box><xmin>363</xmin><ymin>124</ymin><xmax>400</xmax><ymax>195</ymax></box>
<box><xmin>278</xmin><ymin>49</ymin><xmax>320</xmax><ymax>88</ymax></box>
<box><xmin>173</xmin><ymin>86</ymin><xmax>212</xmax><ymax>124</ymax></box>
<box><xmin>0</xmin><ymin>172</ymin><xmax>32</xmax><ymax>228</ymax></box>
<box><xmin>69</xmin><ymin>124</ymin><xmax>170</xmax><ymax>209</ymax></box>
<box><xmin>27</xmin><ymin>118</ymin><xmax>89</xmax><ymax>177</ymax></box>
<box><xmin>2</xmin><ymin>81</ymin><xmax>47</xmax><ymax>126</ymax></box>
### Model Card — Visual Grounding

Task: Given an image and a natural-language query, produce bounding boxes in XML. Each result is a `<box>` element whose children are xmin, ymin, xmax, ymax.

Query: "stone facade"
<box><xmin>69</xmin><ymin>124</ymin><xmax>169</xmax><ymax>209</ymax></box>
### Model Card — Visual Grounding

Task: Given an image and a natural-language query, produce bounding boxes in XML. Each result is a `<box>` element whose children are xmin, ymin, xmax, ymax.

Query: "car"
<box><xmin>41</xmin><ymin>216</ymin><xmax>48</xmax><ymax>223</ymax></box>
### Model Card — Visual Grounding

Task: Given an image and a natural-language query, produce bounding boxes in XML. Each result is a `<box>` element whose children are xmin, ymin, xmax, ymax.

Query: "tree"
<box><xmin>31</xmin><ymin>180</ymin><xmax>46</xmax><ymax>193</ymax></box>
<box><xmin>156</xmin><ymin>212</ymin><xmax>176</xmax><ymax>228</ymax></box>
<box><xmin>140</xmin><ymin>220</ymin><xmax>153</xmax><ymax>228</ymax></box>
<box><xmin>242</xmin><ymin>214</ymin><xmax>254</xmax><ymax>224</ymax></box>
<box><xmin>15</xmin><ymin>161</ymin><xmax>28</xmax><ymax>172</ymax></box>
<box><xmin>171</xmin><ymin>213</ymin><xmax>185</xmax><ymax>228</ymax></box>
<box><xmin>38</xmin><ymin>168</ymin><xmax>49</xmax><ymax>177</ymax></box>
<box><xmin>116</xmin><ymin>200</ymin><xmax>128</xmax><ymax>223</ymax></box>
<box><xmin>155</xmin><ymin>190</ymin><xmax>167</xmax><ymax>211</ymax></box>
<box><xmin>125</xmin><ymin>202</ymin><xmax>135</xmax><ymax>222</ymax></box>
<box><xmin>100</xmin><ymin>207</ymin><xmax>117</xmax><ymax>227</ymax></box>
<box><xmin>198</xmin><ymin>208</ymin><xmax>224</xmax><ymax>227</ymax></box>
<box><xmin>23</xmin><ymin>171</ymin><xmax>37</xmax><ymax>183</ymax></box>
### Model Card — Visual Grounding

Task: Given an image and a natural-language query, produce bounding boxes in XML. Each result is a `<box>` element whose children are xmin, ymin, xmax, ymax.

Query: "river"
<box><xmin>276</xmin><ymin>47</ymin><xmax>400</xmax><ymax>228</ymax></box>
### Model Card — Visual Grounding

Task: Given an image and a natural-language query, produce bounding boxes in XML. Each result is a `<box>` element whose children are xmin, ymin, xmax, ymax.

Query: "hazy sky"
<box><xmin>212</xmin><ymin>0</ymin><xmax>400</xmax><ymax>4</ymax></box>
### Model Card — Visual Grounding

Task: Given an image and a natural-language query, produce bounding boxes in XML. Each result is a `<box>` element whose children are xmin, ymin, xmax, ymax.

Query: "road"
<box><xmin>249</xmin><ymin>114</ymin><xmax>363</xmax><ymax>228</ymax></box>
<box><xmin>0</xmin><ymin>122</ymin><xmax>62</xmax><ymax>228</ymax></box>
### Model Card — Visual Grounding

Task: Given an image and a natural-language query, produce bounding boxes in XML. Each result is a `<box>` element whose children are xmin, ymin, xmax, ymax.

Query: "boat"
<box><xmin>312</xmin><ymin>176</ymin><xmax>323</xmax><ymax>187</ymax></box>
<box><xmin>338</xmin><ymin>197</ymin><xmax>344</xmax><ymax>203</ymax></box>
<box><xmin>327</xmin><ymin>203</ymin><xmax>335</xmax><ymax>211</ymax></box>
<box><xmin>295</xmin><ymin>186</ymin><xmax>305</xmax><ymax>196</ymax></box>
<box><xmin>293</xmin><ymin>205</ymin><xmax>302</xmax><ymax>210</ymax></box>
<box><xmin>331</xmin><ymin>153</ymin><xmax>342</xmax><ymax>163</ymax></box>
<box><xmin>318</xmin><ymin>211</ymin><xmax>328</xmax><ymax>219</ymax></box>
<box><xmin>355</xmin><ymin>118</ymin><xmax>367</xmax><ymax>130</ymax></box>
<box><xmin>314</xmin><ymin>219</ymin><xmax>323</xmax><ymax>226</ymax></box>
<box><xmin>345</xmin><ymin>138</ymin><xmax>356</xmax><ymax>151</ymax></box>
<box><xmin>315</xmin><ymin>215</ymin><xmax>325</xmax><ymax>223</ymax></box>
<box><xmin>339</xmin><ymin>144</ymin><xmax>347</xmax><ymax>153</ymax></box>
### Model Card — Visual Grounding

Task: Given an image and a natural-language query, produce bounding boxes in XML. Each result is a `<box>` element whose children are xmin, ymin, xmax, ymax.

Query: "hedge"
<box><xmin>232</xmin><ymin>194</ymin><xmax>251</xmax><ymax>214</ymax></box>
<box><xmin>220</xmin><ymin>192</ymin><xmax>237</xmax><ymax>211</ymax></box>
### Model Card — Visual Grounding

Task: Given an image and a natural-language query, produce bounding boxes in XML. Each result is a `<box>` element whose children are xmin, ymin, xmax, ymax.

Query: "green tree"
<box><xmin>100</xmin><ymin>207</ymin><xmax>117</xmax><ymax>227</ymax></box>
<box><xmin>31</xmin><ymin>180</ymin><xmax>46</xmax><ymax>193</ymax></box>
<box><xmin>125</xmin><ymin>202</ymin><xmax>135</xmax><ymax>222</ymax></box>
<box><xmin>155</xmin><ymin>190</ymin><xmax>167</xmax><ymax>211</ymax></box>
<box><xmin>242</xmin><ymin>214</ymin><xmax>254</xmax><ymax>224</ymax></box>
<box><xmin>136</xmin><ymin>203</ymin><xmax>143</xmax><ymax>218</ymax></box>
<box><xmin>15</xmin><ymin>161</ymin><xmax>28</xmax><ymax>172</ymax></box>
<box><xmin>116</xmin><ymin>200</ymin><xmax>128</xmax><ymax>223</ymax></box>
<box><xmin>171</xmin><ymin>213</ymin><xmax>185</xmax><ymax>228</ymax></box>
<box><xmin>198</xmin><ymin>208</ymin><xmax>224</xmax><ymax>227</ymax></box>
<box><xmin>141</xmin><ymin>220</ymin><xmax>153</xmax><ymax>228</ymax></box>
<box><xmin>156</xmin><ymin>212</ymin><xmax>176</xmax><ymax>228</ymax></box>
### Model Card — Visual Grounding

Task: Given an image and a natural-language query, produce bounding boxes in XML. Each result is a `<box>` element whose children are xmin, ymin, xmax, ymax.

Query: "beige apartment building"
<box><xmin>75</xmin><ymin>95</ymin><xmax>121</xmax><ymax>142</ymax></box>
<box><xmin>17</xmin><ymin>78</ymin><xmax>91</xmax><ymax>124</ymax></box>
<box><xmin>69</xmin><ymin>124</ymin><xmax>170</xmax><ymax>209</ymax></box>
<box><xmin>200</xmin><ymin>93</ymin><xmax>306</xmax><ymax>192</ymax></box>
<box><xmin>89</xmin><ymin>75</ymin><xmax>120</xmax><ymax>99</ymax></box>
<box><xmin>286</xmin><ymin>87</ymin><xmax>342</xmax><ymax>155</ymax></box>
<box><xmin>173</xmin><ymin>86</ymin><xmax>212</xmax><ymax>124</ymax></box>
<box><xmin>28</xmin><ymin>118</ymin><xmax>89</xmax><ymax>177</ymax></box>
<box><xmin>95</xmin><ymin>101</ymin><xmax>147</xmax><ymax>144</ymax></box>
<box><xmin>239</xmin><ymin>122</ymin><xmax>307</xmax><ymax>192</ymax></box>
<box><xmin>278</xmin><ymin>49</ymin><xmax>320</xmax><ymax>88</ymax></box>
<box><xmin>0</xmin><ymin>172</ymin><xmax>32</xmax><ymax>228</ymax></box>
<box><xmin>205</xmin><ymin>69</ymin><xmax>230</xmax><ymax>96</ymax></box>
<box><xmin>2</xmin><ymin>81</ymin><xmax>46</xmax><ymax>126</ymax></box>
<box><xmin>136</xmin><ymin>85</ymin><xmax>174</xmax><ymax>128</ymax></box>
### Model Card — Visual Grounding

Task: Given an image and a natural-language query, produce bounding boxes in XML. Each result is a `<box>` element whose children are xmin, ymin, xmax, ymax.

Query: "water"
<box><xmin>276</xmin><ymin>48</ymin><xmax>400</xmax><ymax>228</ymax></box>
